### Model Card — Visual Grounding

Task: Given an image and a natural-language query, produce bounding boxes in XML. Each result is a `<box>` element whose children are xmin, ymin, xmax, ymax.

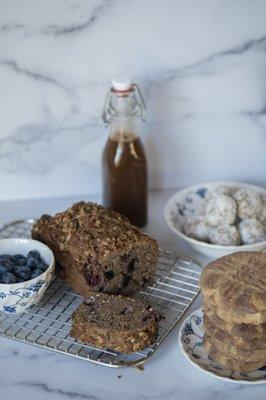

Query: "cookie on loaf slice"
<box><xmin>71</xmin><ymin>292</ymin><xmax>159</xmax><ymax>353</ymax></box>
<box><xmin>32</xmin><ymin>202</ymin><xmax>158</xmax><ymax>296</ymax></box>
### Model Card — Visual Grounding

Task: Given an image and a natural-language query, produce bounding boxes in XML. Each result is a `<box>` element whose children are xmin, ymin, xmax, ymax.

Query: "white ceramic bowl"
<box><xmin>0</xmin><ymin>238</ymin><xmax>55</xmax><ymax>314</ymax></box>
<box><xmin>164</xmin><ymin>181</ymin><xmax>266</xmax><ymax>259</ymax></box>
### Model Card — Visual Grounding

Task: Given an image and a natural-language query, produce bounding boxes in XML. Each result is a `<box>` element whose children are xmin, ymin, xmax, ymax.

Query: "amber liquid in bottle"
<box><xmin>102</xmin><ymin>131</ymin><xmax>147</xmax><ymax>227</ymax></box>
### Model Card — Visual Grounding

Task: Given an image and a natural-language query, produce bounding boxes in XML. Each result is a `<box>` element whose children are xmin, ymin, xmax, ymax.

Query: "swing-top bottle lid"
<box><xmin>111</xmin><ymin>77</ymin><xmax>132</xmax><ymax>92</ymax></box>
<box><xmin>102</xmin><ymin>79</ymin><xmax>146</xmax><ymax>124</ymax></box>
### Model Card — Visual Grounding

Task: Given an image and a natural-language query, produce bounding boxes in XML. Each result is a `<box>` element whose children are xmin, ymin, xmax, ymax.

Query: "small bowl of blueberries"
<box><xmin>0</xmin><ymin>238</ymin><xmax>55</xmax><ymax>314</ymax></box>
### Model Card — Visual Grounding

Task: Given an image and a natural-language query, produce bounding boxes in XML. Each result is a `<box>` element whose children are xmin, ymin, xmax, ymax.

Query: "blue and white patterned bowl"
<box><xmin>164</xmin><ymin>181</ymin><xmax>266</xmax><ymax>258</ymax></box>
<box><xmin>0</xmin><ymin>238</ymin><xmax>55</xmax><ymax>314</ymax></box>
<box><xmin>179</xmin><ymin>308</ymin><xmax>266</xmax><ymax>384</ymax></box>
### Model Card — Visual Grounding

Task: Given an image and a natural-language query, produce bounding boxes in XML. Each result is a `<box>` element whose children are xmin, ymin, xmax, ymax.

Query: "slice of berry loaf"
<box><xmin>71</xmin><ymin>292</ymin><xmax>159</xmax><ymax>353</ymax></box>
<box><xmin>32</xmin><ymin>202</ymin><xmax>158</xmax><ymax>296</ymax></box>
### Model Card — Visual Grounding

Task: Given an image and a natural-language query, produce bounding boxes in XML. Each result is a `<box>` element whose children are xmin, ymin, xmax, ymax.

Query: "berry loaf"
<box><xmin>32</xmin><ymin>202</ymin><xmax>158</xmax><ymax>296</ymax></box>
<box><xmin>71</xmin><ymin>292</ymin><xmax>159</xmax><ymax>353</ymax></box>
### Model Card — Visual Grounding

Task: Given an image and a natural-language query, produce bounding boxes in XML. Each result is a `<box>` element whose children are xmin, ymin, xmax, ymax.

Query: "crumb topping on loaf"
<box><xmin>32</xmin><ymin>202</ymin><xmax>158</xmax><ymax>295</ymax></box>
<box><xmin>33</xmin><ymin>202</ymin><xmax>157</xmax><ymax>263</ymax></box>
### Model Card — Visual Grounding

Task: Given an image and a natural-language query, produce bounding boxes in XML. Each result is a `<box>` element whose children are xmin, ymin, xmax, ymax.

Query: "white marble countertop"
<box><xmin>0</xmin><ymin>190</ymin><xmax>265</xmax><ymax>399</ymax></box>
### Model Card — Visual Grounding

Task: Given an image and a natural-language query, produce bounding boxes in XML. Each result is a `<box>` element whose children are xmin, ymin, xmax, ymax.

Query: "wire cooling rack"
<box><xmin>0</xmin><ymin>219</ymin><xmax>201</xmax><ymax>368</ymax></box>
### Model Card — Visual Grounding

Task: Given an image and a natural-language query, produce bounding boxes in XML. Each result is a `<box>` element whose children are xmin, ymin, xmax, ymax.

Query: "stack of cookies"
<box><xmin>200</xmin><ymin>251</ymin><xmax>266</xmax><ymax>373</ymax></box>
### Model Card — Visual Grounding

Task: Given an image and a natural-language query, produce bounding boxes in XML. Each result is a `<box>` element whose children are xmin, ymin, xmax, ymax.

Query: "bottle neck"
<box><xmin>102</xmin><ymin>84</ymin><xmax>146</xmax><ymax>137</ymax></box>
<box><xmin>109</xmin><ymin>116</ymin><xmax>139</xmax><ymax>142</ymax></box>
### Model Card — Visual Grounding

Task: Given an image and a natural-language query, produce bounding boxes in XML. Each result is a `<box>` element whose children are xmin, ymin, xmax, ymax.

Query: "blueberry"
<box><xmin>11</xmin><ymin>254</ymin><xmax>25</xmax><ymax>263</ymax></box>
<box><xmin>0</xmin><ymin>258</ymin><xmax>13</xmax><ymax>271</ymax></box>
<box><xmin>38</xmin><ymin>262</ymin><xmax>48</xmax><ymax>272</ymax></box>
<box><xmin>0</xmin><ymin>266</ymin><xmax>6</xmax><ymax>274</ymax></box>
<box><xmin>16</xmin><ymin>257</ymin><xmax>27</xmax><ymax>266</ymax></box>
<box><xmin>12</xmin><ymin>266</ymin><xmax>21</xmax><ymax>276</ymax></box>
<box><xmin>31</xmin><ymin>269</ymin><xmax>43</xmax><ymax>279</ymax></box>
<box><xmin>28</xmin><ymin>250</ymin><xmax>41</xmax><ymax>261</ymax></box>
<box><xmin>0</xmin><ymin>265</ymin><xmax>12</xmax><ymax>274</ymax></box>
<box><xmin>0</xmin><ymin>272</ymin><xmax>17</xmax><ymax>284</ymax></box>
<box><xmin>26</xmin><ymin>257</ymin><xmax>39</xmax><ymax>270</ymax></box>
<box><xmin>122</xmin><ymin>275</ymin><xmax>131</xmax><ymax>287</ymax></box>
<box><xmin>128</xmin><ymin>259</ymin><xmax>135</xmax><ymax>272</ymax></box>
<box><xmin>0</xmin><ymin>254</ymin><xmax>12</xmax><ymax>260</ymax></box>
<box><xmin>13</xmin><ymin>266</ymin><xmax>32</xmax><ymax>281</ymax></box>
<box><xmin>104</xmin><ymin>270</ymin><xmax>115</xmax><ymax>280</ymax></box>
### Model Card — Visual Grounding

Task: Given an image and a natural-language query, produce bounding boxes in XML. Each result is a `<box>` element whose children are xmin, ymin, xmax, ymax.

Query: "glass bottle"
<box><xmin>102</xmin><ymin>78</ymin><xmax>147</xmax><ymax>228</ymax></box>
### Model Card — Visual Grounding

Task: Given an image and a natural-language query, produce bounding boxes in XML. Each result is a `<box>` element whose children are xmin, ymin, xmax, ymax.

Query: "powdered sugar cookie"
<box><xmin>233</xmin><ymin>189</ymin><xmax>263</xmax><ymax>219</ymax></box>
<box><xmin>183</xmin><ymin>217</ymin><xmax>210</xmax><ymax>242</ymax></box>
<box><xmin>239</xmin><ymin>218</ymin><xmax>265</xmax><ymax>244</ymax></box>
<box><xmin>258</xmin><ymin>197</ymin><xmax>266</xmax><ymax>225</ymax></box>
<box><xmin>205</xmin><ymin>195</ymin><xmax>237</xmax><ymax>226</ymax></box>
<box><xmin>209</xmin><ymin>225</ymin><xmax>241</xmax><ymax>246</ymax></box>
<box><xmin>206</xmin><ymin>185</ymin><xmax>231</xmax><ymax>200</ymax></box>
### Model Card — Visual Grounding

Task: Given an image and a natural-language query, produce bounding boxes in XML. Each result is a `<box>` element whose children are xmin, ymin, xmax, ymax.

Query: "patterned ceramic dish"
<box><xmin>164</xmin><ymin>181</ymin><xmax>266</xmax><ymax>258</ymax></box>
<box><xmin>179</xmin><ymin>307</ymin><xmax>266</xmax><ymax>384</ymax></box>
<box><xmin>0</xmin><ymin>238</ymin><xmax>55</xmax><ymax>314</ymax></box>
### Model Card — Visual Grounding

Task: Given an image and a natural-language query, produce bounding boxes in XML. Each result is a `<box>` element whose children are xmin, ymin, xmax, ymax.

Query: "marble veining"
<box><xmin>146</xmin><ymin>34</ymin><xmax>266</xmax><ymax>82</ymax></box>
<box><xmin>0</xmin><ymin>59</ymin><xmax>72</xmax><ymax>92</ymax></box>
<box><xmin>0</xmin><ymin>0</ymin><xmax>265</xmax><ymax>200</ymax></box>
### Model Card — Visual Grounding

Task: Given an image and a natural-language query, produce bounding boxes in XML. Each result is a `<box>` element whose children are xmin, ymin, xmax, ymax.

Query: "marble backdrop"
<box><xmin>0</xmin><ymin>0</ymin><xmax>265</xmax><ymax>200</ymax></box>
